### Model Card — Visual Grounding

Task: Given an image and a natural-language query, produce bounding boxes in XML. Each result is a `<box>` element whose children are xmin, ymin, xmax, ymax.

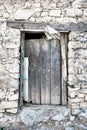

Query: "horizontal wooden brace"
<box><xmin>7</xmin><ymin>21</ymin><xmax>87</xmax><ymax>32</ymax></box>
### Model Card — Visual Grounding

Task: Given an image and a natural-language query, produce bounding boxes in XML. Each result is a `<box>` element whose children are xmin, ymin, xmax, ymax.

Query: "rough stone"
<box><xmin>71</xmin><ymin>109</ymin><xmax>81</xmax><ymax>115</ymax></box>
<box><xmin>80</xmin><ymin>102</ymin><xmax>87</xmax><ymax>108</ymax></box>
<box><xmin>68</xmin><ymin>91</ymin><xmax>76</xmax><ymax>98</ymax></box>
<box><xmin>68</xmin><ymin>97</ymin><xmax>83</xmax><ymax>103</ymax></box>
<box><xmin>78</xmin><ymin>93</ymin><xmax>84</xmax><ymax>98</ymax></box>
<box><xmin>5</xmin><ymin>63</ymin><xmax>19</xmax><ymax>73</ymax></box>
<box><xmin>65</xmin><ymin>126</ymin><xmax>74</xmax><ymax>130</ymax></box>
<box><xmin>79</xmin><ymin>89</ymin><xmax>87</xmax><ymax>94</ymax></box>
<box><xmin>48</xmin><ymin>3</ymin><xmax>56</xmax><ymax>9</ymax></box>
<box><xmin>68</xmin><ymin>87</ymin><xmax>80</xmax><ymax>93</ymax></box>
<box><xmin>0</xmin><ymin>113</ymin><xmax>4</xmax><ymax>118</ymax></box>
<box><xmin>0</xmin><ymin>91</ymin><xmax>5</xmax><ymax>99</ymax></box>
<box><xmin>0</xmin><ymin>101</ymin><xmax>18</xmax><ymax>109</ymax></box>
<box><xmin>66</xmin><ymin>8</ymin><xmax>83</xmax><ymax>17</ymax></box>
<box><xmin>41</xmin><ymin>12</ymin><xmax>48</xmax><ymax>17</ymax></box>
<box><xmin>8</xmin><ymin>94</ymin><xmax>19</xmax><ymax>101</ymax></box>
<box><xmin>15</xmin><ymin>8</ymin><xmax>42</xmax><ymax>20</ymax></box>
<box><xmin>52</xmin><ymin>114</ymin><xmax>65</xmax><ymax>121</ymax></box>
<box><xmin>84</xmin><ymin>9</ymin><xmax>87</xmax><ymax>16</ymax></box>
<box><xmin>19</xmin><ymin>106</ymin><xmax>70</xmax><ymax>126</ymax></box>
<box><xmin>72</xmin><ymin>0</ymin><xmax>87</xmax><ymax>8</ymax></box>
<box><xmin>49</xmin><ymin>10</ymin><xmax>61</xmax><ymax>17</ymax></box>
<box><xmin>70</xmin><ymin>115</ymin><xmax>75</xmax><ymax>121</ymax></box>
<box><xmin>85</xmin><ymin>95</ymin><xmax>87</xmax><ymax>101</ymax></box>
<box><xmin>56</xmin><ymin>17</ymin><xmax>76</xmax><ymax>23</ymax></box>
<box><xmin>6</xmin><ymin>108</ymin><xmax>18</xmax><ymax>114</ymax></box>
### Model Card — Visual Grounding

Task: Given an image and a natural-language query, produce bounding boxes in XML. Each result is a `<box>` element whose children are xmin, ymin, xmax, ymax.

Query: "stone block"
<box><xmin>15</xmin><ymin>8</ymin><xmax>42</xmax><ymax>20</ymax></box>
<box><xmin>49</xmin><ymin>10</ymin><xmax>61</xmax><ymax>17</ymax></box>
<box><xmin>71</xmin><ymin>108</ymin><xmax>81</xmax><ymax>115</ymax></box>
<box><xmin>68</xmin><ymin>91</ymin><xmax>76</xmax><ymax>98</ymax></box>
<box><xmin>80</xmin><ymin>102</ymin><xmax>87</xmax><ymax>108</ymax></box>
<box><xmin>72</xmin><ymin>0</ymin><xmax>87</xmax><ymax>8</ymax></box>
<box><xmin>0</xmin><ymin>101</ymin><xmax>18</xmax><ymax>109</ymax></box>
<box><xmin>78</xmin><ymin>93</ymin><xmax>84</xmax><ymax>98</ymax></box>
<box><xmin>70</xmin><ymin>115</ymin><xmax>75</xmax><ymax>121</ymax></box>
<box><xmin>34</xmin><ymin>3</ymin><xmax>40</xmax><ymax>7</ymax></box>
<box><xmin>48</xmin><ymin>3</ymin><xmax>56</xmax><ymax>9</ymax></box>
<box><xmin>41</xmin><ymin>12</ymin><xmax>48</xmax><ymax>17</ymax></box>
<box><xmin>85</xmin><ymin>95</ymin><xmax>87</xmax><ymax>101</ymax></box>
<box><xmin>68</xmin><ymin>87</ymin><xmax>80</xmax><ymax>93</ymax></box>
<box><xmin>52</xmin><ymin>114</ymin><xmax>65</xmax><ymax>121</ymax></box>
<box><xmin>68</xmin><ymin>97</ymin><xmax>83</xmax><ymax>103</ymax></box>
<box><xmin>56</xmin><ymin>17</ymin><xmax>76</xmax><ymax>23</ymax></box>
<box><xmin>15</xmin><ymin>9</ymin><xmax>34</xmax><ymax>20</ymax></box>
<box><xmin>80</xmin><ymin>113</ymin><xmax>87</xmax><ymax>119</ymax></box>
<box><xmin>0</xmin><ymin>110</ymin><xmax>5</xmax><ymax>112</ymax></box>
<box><xmin>9</xmin><ymin>79</ymin><xmax>19</xmax><ymax>89</ymax></box>
<box><xmin>0</xmin><ymin>91</ymin><xmax>5</xmax><ymax>99</ymax></box>
<box><xmin>79</xmin><ymin>89</ymin><xmax>87</xmax><ymax>94</ymax></box>
<box><xmin>8</xmin><ymin>94</ymin><xmax>19</xmax><ymax>101</ymax></box>
<box><xmin>56</xmin><ymin>2</ymin><xmax>63</xmax><ymax>8</ymax></box>
<box><xmin>71</xmin><ymin>103</ymin><xmax>77</xmax><ymax>109</ymax></box>
<box><xmin>0</xmin><ymin>113</ymin><xmax>4</xmax><ymax>118</ymax></box>
<box><xmin>78</xmin><ymin>17</ymin><xmax>87</xmax><ymax>23</ymax></box>
<box><xmin>0</xmin><ymin>45</ymin><xmax>2</xmax><ymax>49</ymax></box>
<box><xmin>5</xmin><ymin>63</ymin><xmax>19</xmax><ymax>73</ymax></box>
<box><xmin>83</xmin><ymin>9</ymin><xmax>87</xmax><ymax>16</ymax></box>
<box><xmin>66</xmin><ymin>8</ymin><xmax>83</xmax><ymax>17</ymax></box>
<box><xmin>6</xmin><ymin>108</ymin><xmax>18</xmax><ymax>114</ymax></box>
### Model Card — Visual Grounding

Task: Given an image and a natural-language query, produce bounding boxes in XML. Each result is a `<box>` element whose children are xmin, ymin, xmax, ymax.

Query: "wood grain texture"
<box><xmin>19</xmin><ymin>31</ymin><xmax>25</xmax><ymax>108</ymax></box>
<box><xmin>41</xmin><ymin>39</ymin><xmax>51</xmax><ymax>104</ymax></box>
<box><xmin>60</xmin><ymin>33</ymin><xmax>68</xmax><ymax>105</ymax></box>
<box><xmin>51</xmin><ymin>39</ymin><xmax>60</xmax><ymax>105</ymax></box>
<box><xmin>7</xmin><ymin>21</ymin><xmax>87</xmax><ymax>31</ymax></box>
<box><xmin>27</xmin><ymin>38</ymin><xmax>61</xmax><ymax>105</ymax></box>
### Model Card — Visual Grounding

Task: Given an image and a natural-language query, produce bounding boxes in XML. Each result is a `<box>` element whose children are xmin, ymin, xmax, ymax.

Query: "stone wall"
<box><xmin>0</xmin><ymin>0</ymin><xmax>87</xmax><ymax>123</ymax></box>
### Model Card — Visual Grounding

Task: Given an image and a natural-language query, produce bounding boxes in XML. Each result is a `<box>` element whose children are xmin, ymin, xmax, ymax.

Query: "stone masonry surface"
<box><xmin>0</xmin><ymin>0</ymin><xmax>87</xmax><ymax>128</ymax></box>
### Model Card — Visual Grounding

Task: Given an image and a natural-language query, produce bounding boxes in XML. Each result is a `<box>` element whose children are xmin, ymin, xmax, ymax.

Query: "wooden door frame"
<box><xmin>19</xmin><ymin>31</ymin><xmax>69</xmax><ymax>108</ymax></box>
<box><xmin>7</xmin><ymin>21</ymin><xmax>69</xmax><ymax>109</ymax></box>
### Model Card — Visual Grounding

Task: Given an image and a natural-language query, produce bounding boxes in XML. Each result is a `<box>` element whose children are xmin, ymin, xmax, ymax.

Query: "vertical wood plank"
<box><xmin>60</xmin><ymin>33</ymin><xmax>68</xmax><ymax>105</ymax></box>
<box><xmin>51</xmin><ymin>39</ymin><xmax>61</xmax><ymax>105</ymax></box>
<box><xmin>41</xmin><ymin>39</ymin><xmax>46</xmax><ymax>104</ymax></box>
<box><xmin>29</xmin><ymin>40</ymin><xmax>41</xmax><ymax>104</ymax></box>
<box><xmin>45</xmin><ymin>39</ymin><xmax>51</xmax><ymax>104</ymax></box>
<box><xmin>29</xmin><ymin>40</ymin><xmax>36</xmax><ymax>104</ymax></box>
<box><xmin>35</xmin><ymin>40</ymin><xmax>41</xmax><ymax>104</ymax></box>
<box><xmin>19</xmin><ymin>31</ymin><xmax>25</xmax><ymax>108</ymax></box>
<box><xmin>41</xmin><ymin>39</ymin><xmax>51</xmax><ymax>104</ymax></box>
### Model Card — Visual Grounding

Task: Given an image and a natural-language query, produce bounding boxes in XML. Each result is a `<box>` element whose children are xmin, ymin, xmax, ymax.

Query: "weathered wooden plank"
<box><xmin>29</xmin><ymin>40</ymin><xmax>41</xmax><ymax>104</ymax></box>
<box><xmin>51</xmin><ymin>39</ymin><xmax>61</xmax><ymax>105</ymax></box>
<box><xmin>43</xmin><ymin>39</ymin><xmax>51</xmax><ymax>104</ymax></box>
<box><xmin>19</xmin><ymin>31</ymin><xmax>25</xmax><ymax>108</ymax></box>
<box><xmin>41</xmin><ymin>39</ymin><xmax>46</xmax><ymax>104</ymax></box>
<box><xmin>35</xmin><ymin>40</ymin><xmax>41</xmax><ymax>104</ymax></box>
<box><xmin>29</xmin><ymin>40</ymin><xmax>36</xmax><ymax>104</ymax></box>
<box><xmin>41</xmin><ymin>39</ymin><xmax>51</xmax><ymax>104</ymax></box>
<box><xmin>7</xmin><ymin>20</ymin><xmax>87</xmax><ymax>31</ymax></box>
<box><xmin>60</xmin><ymin>33</ymin><xmax>68</xmax><ymax>105</ymax></box>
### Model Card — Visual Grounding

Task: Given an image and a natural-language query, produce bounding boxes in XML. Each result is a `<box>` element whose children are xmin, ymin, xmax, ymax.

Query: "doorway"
<box><xmin>24</xmin><ymin>33</ymin><xmax>61</xmax><ymax>105</ymax></box>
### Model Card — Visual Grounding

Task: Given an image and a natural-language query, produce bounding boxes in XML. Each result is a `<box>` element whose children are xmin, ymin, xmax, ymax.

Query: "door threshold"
<box><xmin>23</xmin><ymin>103</ymin><xmax>67</xmax><ymax>109</ymax></box>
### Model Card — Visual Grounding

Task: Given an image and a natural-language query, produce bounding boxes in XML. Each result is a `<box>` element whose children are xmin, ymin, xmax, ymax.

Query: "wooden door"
<box><xmin>25</xmin><ymin>38</ymin><xmax>61</xmax><ymax>105</ymax></box>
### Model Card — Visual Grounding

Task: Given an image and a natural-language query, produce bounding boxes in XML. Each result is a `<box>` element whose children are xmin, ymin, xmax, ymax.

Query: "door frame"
<box><xmin>19</xmin><ymin>30</ymin><xmax>69</xmax><ymax>108</ymax></box>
